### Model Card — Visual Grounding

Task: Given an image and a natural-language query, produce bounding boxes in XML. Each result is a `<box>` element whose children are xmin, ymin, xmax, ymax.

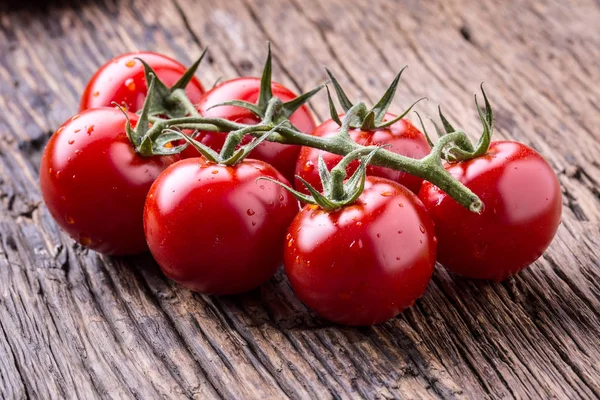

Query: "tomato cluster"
<box><xmin>39</xmin><ymin>50</ymin><xmax>562</xmax><ymax>326</ymax></box>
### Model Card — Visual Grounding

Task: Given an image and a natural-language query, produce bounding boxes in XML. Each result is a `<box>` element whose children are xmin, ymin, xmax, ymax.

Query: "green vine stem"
<box><xmin>143</xmin><ymin>93</ymin><xmax>484</xmax><ymax>213</ymax></box>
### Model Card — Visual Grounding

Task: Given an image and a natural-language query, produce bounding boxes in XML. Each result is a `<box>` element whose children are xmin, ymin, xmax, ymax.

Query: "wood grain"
<box><xmin>0</xmin><ymin>0</ymin><xmax>599</xmax><ymax>398</ymax></box>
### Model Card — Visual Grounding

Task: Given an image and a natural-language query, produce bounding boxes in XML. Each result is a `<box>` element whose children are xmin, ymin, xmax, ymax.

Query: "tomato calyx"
<box><xmin>205</xmin><ymin>43</ymin><xmax>325</xmax><ymax>130</ymax></box>
<box><xmin>136</xmin><ymin>49</ymin><xmax>208</xmax><ymax>119</ymax></box>
<box><xmin>115</xmin><ymin>74</ymin><xmax>188</xmax><ymax>157</ymax></box>
<box><xmin>417</xmin><ymin>84</ymin><xmax>494</xmax><ymax>163</ymax></box>
<box><xmin>261</xmin><ymin>128</ymin><xmax>382</xmax><ymax>211</ymax></box>
<box><xmin>325</xmin><ymin>67</ymin><xmax>425</xmax><ymax>131</ymax></box>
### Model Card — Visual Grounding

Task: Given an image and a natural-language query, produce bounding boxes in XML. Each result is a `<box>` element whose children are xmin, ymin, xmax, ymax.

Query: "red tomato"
<box><xmin>295</xmin><ymin>115</ymin><xmax>430</xmax><ymax>195</ymax></box>
<box><xmin>285</xmin><ymin>176</ymin><xmax>436</xmax><ymax>326</ymax></box>
<box><xmin>419</xmin><ymin>141</ymin><xmax>562</xmax><ymax>281</ymax></box>
<box><xmin>181</xmin><ymin>77</ymin><xmax>316</xmax><ymax>183</ymax></box>
<box><xmin>144</xmin><ymin>158</ymin><xmax>299</xmax><ymax>295</ymax></box>
<box><xmin>80</xmin><ymin>52</ymin><xmax>205</xmax><ymax>112</ymax></box>
<box><xmin>40</xmin><ymin>108</ymin><xmax>179</xmax><ymax>255</ymax></box>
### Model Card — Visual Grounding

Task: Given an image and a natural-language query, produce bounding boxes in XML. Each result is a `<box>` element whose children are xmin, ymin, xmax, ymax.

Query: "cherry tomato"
<box><xmin>80</xmin><ymin>52</ymin><xmax>205</xmax><ymax>112</ymax></box>
<box><xmin>295</xmin><ymin>115</ymin><xmax>430</xmax><ymax>195</ymax></box>
<box><xmin>144</xmin><ymin>158</ymin><xmax>299</xmax><ymax>295</ymax></box>
<box><xmin>181</xmin><ymin>77</ymin><xmax>316</xmax><ymax>183</ymax></box>
<box><xmin>419</xmin><ymin>141</ymin><xmax>562</xmax><ymax>281</ymax></box>
<box><xmin>40</xmin><ymin>108</ymin><xmax>179</xmax><ymax>255</ymax></box>
<box><xmin>285</xmin><ymin>176</ymin><xmax>436</xmax><ymax>326</ymax></box>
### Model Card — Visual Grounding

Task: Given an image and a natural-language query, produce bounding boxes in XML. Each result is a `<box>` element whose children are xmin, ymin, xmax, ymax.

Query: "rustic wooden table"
<box><xmin>1</xmin><ymin>0</ymin><xmax>599</xmax><ymax>398</ymax></box>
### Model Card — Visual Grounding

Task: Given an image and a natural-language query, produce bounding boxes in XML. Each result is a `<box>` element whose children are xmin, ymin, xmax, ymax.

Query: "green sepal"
<box><xmin>221</xmin><ymin>123</ymin><xmax>284</xmax><ymax>165</ymax></box>
<box><xmin>117</xmin><ymin>73</ymin><xmax>156</xmax><ymax>155</ymax></box>
<box><xmin>255</xmin><ymin>177</ymin><xmax>315</xmax><ymax>204</ymax></box>
<box><xmin>325</xmin><ymin>68</ymin><xmax>353</xmax><ymax>112</ymax></box>
<box><xmin>371</xmin><ymin>67</ymin><xmax>406</xmax><ymax>124</ymax></box>
<box><xmin>206</xmin><ymin>100</ymin><xmax>264</xmax><ymax>118</ymax></box>
<box><xmin>317</xmin><ymin>154</ymin><xmax>332</xmax><ymax>197</ymax></box>
<box><xmin>471</xmin><ymin>84</ymin><xmax>493</xmax><ymax>157</ymax></box>
<box><xmin>280</xmin><ymin>84</ymin><xmax>325</xmax><ymax>119</ymax></box>
<box><xmin>438</xmin><ymin>106</ymin><xmax>456</xmax><ymax>134</ymax></box>
<box><xmin>258</xmin><ymin>42</ymin><xmax>273</xmax><ymax>109</ymax></box>
<box><xmin>360</xmin><ymin>111</ymin><xmax>377</xmax><ymax>131</ymax></box>
<box><xmin>326</xmin><ymin>86</ymin><xmax>342</xmax><ymax>125</ymax></box>
<box><xmin>414</xmin><ymin>111</ymin><xmax>435</xmax><ymax>149</ymax></box>
<box><xmin>376</xmin><ymin>97</ymin><xmax>427</xmax><ymax>129</ymax></box>
<box><xmin>151</xmin><ymin>131</ymin><xmax>190</xmax><ymax>156</ymax></box>
<box><xmin>137</xmin><ymin>50</ymin><xmax>206</xmax><ymax>118</ymax></box>
<box><xmin>171</xmin><ymin>48</ymin><xmax>207</xmax><ymax>91</ymax></box>
<box><xmin>161</xmin><ymin>129</ymin><xmax>220</xmax><ymax>162</ymax></box>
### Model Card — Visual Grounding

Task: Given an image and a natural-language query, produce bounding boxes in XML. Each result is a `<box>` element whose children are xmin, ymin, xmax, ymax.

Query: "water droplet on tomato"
<box><xmin>80</xmin><ymin>236</ymin><xmax>92</xmax><ymax>246</ymax></box>
<box><xmin>380</xmin><ymin>191</ymin><xmax>392</xmax><ymax>197</ymax></box>
<box><xmin>87</xmin><ymin>125</ymin><xmax>94</xmax><ymax>135</ymax></box>
<box><xmin>55</xmin><ymin>170</ymin><xmax>62</xmax><ymax>178</ymax></box>
<box><xmin>398</xmin><ymin>203</ymin><xmax>404</xmax><ymax>207</ymax></box>
<box><xmin>251</xmin><ymin>221</ymin><xmax>256</xmax><ymax>226</ymax></box>
<box><xmin>125</xmin><ymin>60</ymin><xmax>136</xmax><ymax>67</ymax></box>
<box><xmin>48</xmin><ymin>168</ymin><xmax>53</xmax><ymax>174</ymax></box>
<box><xmin>279</xmin><ymin>194</ymin><xmax>284</xmax><ymax>201</ymax></box>
<box><xmin>247</xmin><ymin>209</ymin><xmax>255</xmax><ymax>216</ymax></box>
<box><xmin>93</xmin><ymin>91</ymin><xmax>100</xmax><ymax>97</ymax></box>
<box><xmin>356</xmin><ymin>221</ymin><xmax>362</xmax><ymax>226</ymax></box>
<box><xmin>71</xmin><ymin>114</ymin><xmax>80</xmax><ymax>121</ymax></box>
<box><xmin>72</xmin><ymin>175</ymin><xmax>76</xmax><ymax>180</ymax></box>
<box><xmin>419</xmin><ymin>240</ymin><xmax>423</xmax><ymax>244</ymax></box>
<box><xmin>56</xmin><ymin>127</ymin><xmax>65</xmax><ymax>135</ymax></box>
<box><xmin>303</xmin><ymin>160</ymin><xmax>314</xmax><ymax>172</ymax></box>
<box><xmin>75</xmin><ymin>150</ymin><xmax>82</xmax><ymax>155</ymax></box>
<box><xmin>433</xmin><ymin>236</ymin><xmax>438</xmax><ymax>244</ymax></box>
<box><xmin>286</xmin><ymin>233</ymin><xmax>292</xmax><ymax>240</ymax></box>
<box><xmin>398</xmin><ymin>230</ymin><xmax>403</xmax><ymax>234</ymax></box>
<box><xmin>259</xmin><ymin>185</ymin><xmax>265</xmax><ymax>190</ymax></box>
<box><xmin>396</xmin><ymin>256</ymin><xmax>401</xmax><ymax>260</ymax></box>
<box><xmin>358</xmin><ymin>239</ymin><xmax>363</xmax><ymax>249</ymax></box>
<box><xmin>74</xmin><ymin>129</ymin><xmax>81</xmax><ymax>133</ymax></box>
<box><xmin>211</xmin><ymin>170</ymin><xmax>218</xmax><ymax>175</ymax></box>
<box><xmin>68</xmin><ymin>139</ymin><xmax>74</xmax><ymax>145</ymax></box>
<box><xmin>419</xmin><ymin>225</ymin><xmax>425</xmax><ymax>233</ymax></box>
<box><xmin>125</xmin><ymin>78</ymin><xmax>136</xmax><ymax>91</ymax></box>
<box><xmin>66</xmin><ymin>215</ymin><xmax>75</xmax><ymax>224</ymax></box>
<box><xmin>288</xmin><ymin>238</ymin><xmax>294</xmax><ymax>247</ymax></box>
<box><xmin>376</xmin><ymin>233</ymin><xmax>381</xmax><ymax>238</ymax></box>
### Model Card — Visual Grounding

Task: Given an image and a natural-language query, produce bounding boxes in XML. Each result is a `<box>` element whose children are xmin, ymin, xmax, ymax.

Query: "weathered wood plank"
<box><xmin>0</xmin><ymin>0</ymin><xmax>599</xmax><ymax>398</ymax></box>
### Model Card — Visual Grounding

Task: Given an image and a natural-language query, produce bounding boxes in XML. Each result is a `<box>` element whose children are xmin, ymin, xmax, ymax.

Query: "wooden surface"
<box><xmin>1</xmin><ymin>0</ymin><xmax>599</xmax><ymax>398</ymax></box>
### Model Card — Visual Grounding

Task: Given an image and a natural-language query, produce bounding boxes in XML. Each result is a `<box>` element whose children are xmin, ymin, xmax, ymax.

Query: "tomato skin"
<box><xmin>285</xmin><ymin>177</ymin><xmax>436</xmax><ymax>326</ymax></box>
<box><xmin>39</xmin><ymin>108</ymin><xmax>179</xmax><ymax>255</ymax></box>
<box><xmin>80</xmin><ymin>52</ymin><xmax>205</xmax><ymax>112</ymax></box>
<box><xmin>295</xmin><ymin>115</ymin><xmax>430</xmax><ymax>195</ymax></box>
<box><xmin>181</xmin><ymin>77</ymin><xmax>317</xmax><ymax>183</ymax></box>
<box><xmin>418</xmin><ymin>141</ymin><xmax>562</xmax><ymax>281</ymax></box>
<box><xmin>144</xmin><ymin>158</ymin><xmax>299</xmax><ymax>295</ymax></box>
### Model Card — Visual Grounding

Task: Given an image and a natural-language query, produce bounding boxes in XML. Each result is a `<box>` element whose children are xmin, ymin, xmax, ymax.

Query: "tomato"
<box><xmin>80</xmin><ymin>52</ymin><xmax>205</xmax><ymax>112</ymax></box>
<box><xmin>418</xmin><ymin>141</ymin><xmax>562</xmax><ymax>281</ymax></box>
<box><xmin>285</xmin><ymin>176</ymin><xmax>436</xmax><ymax>326</ymax></box>
<box><xmin>295</xmin><ymin>115</ymin><xmax>430</xmax><ymax>195</ymax></box>
<box><xmin>144</xmin><ymin>158</ymin><xmax>299</xmax><ymax>295</ymax></box>
<box><xmin>180</xmin><ymin>77</ymin><xmax>316</xmax><ymax>183</ymax></box>
<box><xmin>40</xmin><ymin>108</ymin><xmax>178</xmax><ymax>255</ymax></box>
